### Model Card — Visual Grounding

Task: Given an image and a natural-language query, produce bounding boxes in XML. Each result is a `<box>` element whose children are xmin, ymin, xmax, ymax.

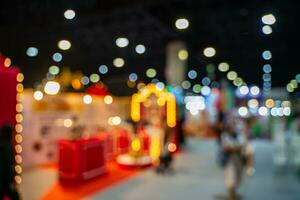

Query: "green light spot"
<box><xmin>90</xmin><ymin>73</ymin><xmax>100</xmax><ymax>83</ymax></box>
<box><xmin>49</xmin><ymin>65</ymin><xmax>60</xmax><ymax>75</ymax></box>
<box><xmin>146</xmin><ymin>68</ymin><xmax>157</xmax><ymax>78</ymax></box>
<box><xmin>193</xmin><ymin>84</ymin><xmax>202</xmax><ymax>93</ymax></box>
<box><xmin>182</xmin><ymin>80</ymin><xmax>191</xmax><ymax>89</ymax></box>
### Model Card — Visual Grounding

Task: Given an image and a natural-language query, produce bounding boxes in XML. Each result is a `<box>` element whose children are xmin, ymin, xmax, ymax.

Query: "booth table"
<box><xmin>59</xmin><ymin>138</ymin><xmax>107</xmax><ymax>181</ymax></box>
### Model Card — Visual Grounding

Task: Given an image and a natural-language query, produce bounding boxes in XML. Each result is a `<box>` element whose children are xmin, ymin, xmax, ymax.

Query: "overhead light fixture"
<box><xmin>113</xmin><ymin>58</ymin><xmax>125</xmax><ymax>67</ymax></box>
<box><xmin>58</xmin><ymin>40</ymin><xmax>71</xmax><ymax>50</ymax></box>
<box><xmin>178</xmin><ymin>49</ymin><xmax>189</xmax><ymax>60</ymax></box>
<box><xmin>261</xmin><ymin>14</ymin><xmax>276</xmax><ymax>25</ymax></box>
<box><xmin>135</xmin><ymin>44</ymin><xmax>146</xmax><ymax>54</ymax></box>
<box><xmin>175</xmin><ymin>18</ymin><xmax>189</xmax><ymax>30</ymax></box>
<box><xmin>64</xmin><ymin>9</ymin><xmax>76</xmax><ymax>20</ymax></box>
<box><xmin>52</xmin><ymin>53</ymin><xmax>62</xmax><ymax>62</ymax></box>
<box><xmin>262</xmin><ymin>25</ymin><xmax>272</xmax><ymax>35</ymax></box>
<box><xmin>44</xmin><ymin>81</ymin><xmax>60</xmax><ymax>95</ymax></box>
<box><xmin>48</xmin><ymin>65</ymin><xmax>60</xmax><ymax>75</ymax></box>
<box><xmin>98</xmin><ymin>65</ymin><xmax>108</xmax><ymax>74</ymax></box>
<box><xmin>262</xmin><ymin>50</ymin><xmax>272</xmax><ymax>60</ymax></box>
<box><xmin>146</xmin><ymin>68</ymin><xmax>157</xmax><ymax>78</ymax></box>
<box><xmin>203</xmin><ymin>47</ymin><xmax>216</xmax><ymax>57</ymax></box>
<box><xmin>26</xmin><ymin>47</ymin><xmax>39</xmax><ymax>57</ymax></box>
<box><xmin>218</xmin><ymin>62</ymin><xmax>230</xmax><ymax>72</ymax></box>
<box><xmin>115</xmin><ymin>37</ymin><xmax>129</xmax><ymax>48</ymax></box>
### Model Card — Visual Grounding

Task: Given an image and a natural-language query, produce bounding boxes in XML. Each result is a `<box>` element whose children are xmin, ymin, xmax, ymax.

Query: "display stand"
<box><xmin>116</xmin><ymin>153</ymin><xmax>152</xmax><ymax>167</ymax></box>
<box><xmin>116</xmin><ymin>133</ymin><xmax>152</xmax><ymax>167</ymax></box>
<box><xmin>58</xmin><ymin>138</ymin><xmax>107</xmax><ymax>181</ymax></box>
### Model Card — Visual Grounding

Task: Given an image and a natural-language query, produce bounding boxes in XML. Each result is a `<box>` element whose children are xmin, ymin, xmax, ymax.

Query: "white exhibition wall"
<box><xmin>21</xmin><ymin>90</ymin><xmax>130</xmax><ymax>167</ymax></box>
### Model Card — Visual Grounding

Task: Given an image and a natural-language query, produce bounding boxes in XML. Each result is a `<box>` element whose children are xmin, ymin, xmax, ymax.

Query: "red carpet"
<box><xmin>41</xmin><ymin>162</ymin><xmax>138</xmax><ymax>200</ymax></box>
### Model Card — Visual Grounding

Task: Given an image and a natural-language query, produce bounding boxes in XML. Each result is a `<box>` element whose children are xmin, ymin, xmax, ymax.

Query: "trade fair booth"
<box><xmin>16</xmin><ymin>81</ymin><xmax>179</xmax><ymax>182</ymax></box>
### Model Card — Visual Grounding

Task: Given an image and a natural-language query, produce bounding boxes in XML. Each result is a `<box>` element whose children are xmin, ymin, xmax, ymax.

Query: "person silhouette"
<box><xmin>0</xmin><ymin>124</ymin><xmax>20</xmax><ymax>200</ymax></box>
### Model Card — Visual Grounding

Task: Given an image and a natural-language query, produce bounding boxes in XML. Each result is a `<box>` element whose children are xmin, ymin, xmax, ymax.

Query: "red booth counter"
<box><xmin>96</xmin><ymin>132</ymin><xmax>114</xmax><ymax>161</ymax></box>
<box><xmin>58</xmin><ymin>138</ymin><xmax>107</xmax><ymax>182</ymax></box>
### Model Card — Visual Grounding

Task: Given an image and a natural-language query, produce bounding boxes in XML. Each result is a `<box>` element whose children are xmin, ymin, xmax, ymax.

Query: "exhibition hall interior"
<box><xmin>0</xmin><ymin>0</ymin><xmax>300</xmax><ymax>200</ymax></box>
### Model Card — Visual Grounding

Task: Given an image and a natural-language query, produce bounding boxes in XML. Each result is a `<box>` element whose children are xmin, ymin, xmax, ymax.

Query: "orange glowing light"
<box><xmin>265</xmin><ymin>99</ymin><xmax>274</xmax><ymax>108</ymax></box>
<box><xmin>15</xmin><ymin>134</ymin><xmax>23</xmax><ymax>143</ymax></box>
<box><xmin>71</xmin><ymin>79</ymin><xmax>81</xmax><ymax>90</ymax></box>
<box><xmin>16</xmin><ymin>104</ymin><xmax>23</xmax><ymax>112</ymax></box>
<box><xmin>16</xmin><ymin>84</ymin><xmax>24</xmax><ymax>92</ymax></box>
<box><xmin>16</xmin><ymin>73</ymin><xmax>24</xmax><ymax>82</ymax></box>
<box><xmin>15</xmin><ymin>124</ymin><xmax>23</xmax><ymax>133</ymax></box>
<box><xmin>15</xmin><ymin>155</ymin><xmax>22</xmax><ymax>164</ymax></box>
<box><xmin>15</xmin><ymin>176</ymin><xmax>22</xmax><ymax>184</ymax></box>
<box><xmin>4</xmin><ymin>58</ymin><xmax>11</xmax><ymax>67</ymax></box>
<box><xmin>16</xmin><ymin>93</ymin><xmax>23</xmax><ymax>102</ymax></box>
<box><xmin>15</xmin><ymin>145</ymin><xmax>22</xmax><ymax>153</ymax></box>
<box><xmin>16</xmin><ymin>114</ymin><xmax>23</xmax><ymax>123</ymax></box>
<box><xmin>168</xmin><ymin>143</ymin><xmax>177</xmax><ymax>152</ymax></box>
<box><xmin>15</xmin><ymin>165</ymin><xmax>22</xmax><ymax>174</ymax></box>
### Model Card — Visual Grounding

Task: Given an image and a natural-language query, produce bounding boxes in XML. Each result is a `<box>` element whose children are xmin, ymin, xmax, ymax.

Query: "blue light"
<box><xmin>264</xmin><ymin>82</ymin><xmax>272</xmax><ymax>88</ymax></box>
<box><xmin>201</xmin><ymin>86</ymin><xmax>211</xmax><ymax>96</ymax></box>
<box><xmin>129</xmin><ymin>73</ymin><xmax>138</xmax><ymax>82</ymax></box>
<box><xmin>151</xmin><ymin>79</ymin><xmax>159</xmax><ymax>83</ymax></box>
<box><xmin>52</xmin><ymin>53</ymin><xmax>62</xmax><ymax>62</ymax></box>
<box><xmin>202</xmin><ymin>77</ymin><xmax>211</xmax><ymax>86</ymax></box>
<box><xmin>156</xmin><ymin>82</ymin><xmax>165</xmax><ymax>90</ymax></box>
<box><xmin>99</xmin><ymin>65</ymin><xmax>108</xmax><ymax>74</ymax></box>
<box><xmin>26</xmin><ymin>47</ymin><xmax>39</xmax><ymax>57</ymax></box>
<box><xmin>211</xmin><ymin>81</ymin><xmax>220</xmax><ymax>88</ymax></box>
<box><xmin>263</xmin><ymin>64</ymin><xmax>272</xmax><ymax>73</ymax></box>
<box><xmin>188</xmin><ymin>70</ymin><xmax>197</xmax><ymax>79</ymax></box>
<box><xmin>263</xmin><ymin>73</ymin><xmax>271</xmax><ymax>81</ymax></box>
<box><xmin>262</xmin><ymin>50</ymin><xmax>272</xmax><ymax>60</ymax></box>
<box><xmin>81</xmin><ymin>76</ymin><xmax>90</xmax><ymax>85</ymax></box>
<box><xmin>135</xmin><ymin>44</ymin><xmax>146</xmax><ymax>54</ymax></box>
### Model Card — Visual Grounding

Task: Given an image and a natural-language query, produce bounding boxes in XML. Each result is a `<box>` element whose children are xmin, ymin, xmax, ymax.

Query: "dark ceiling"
<box><xmin>0</xmin><ymin>0</ymin><xmax>299</xmax><ymax>95</ymax></box>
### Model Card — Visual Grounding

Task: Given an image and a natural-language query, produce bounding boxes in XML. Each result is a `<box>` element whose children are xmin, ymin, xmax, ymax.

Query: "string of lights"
<box><xmin>261</xmin><ymin>14</ymin><xmax>276</xmax><ymax>95</ymax></box>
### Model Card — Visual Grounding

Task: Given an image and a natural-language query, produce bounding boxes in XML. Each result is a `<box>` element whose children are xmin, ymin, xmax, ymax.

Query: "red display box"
<box><xmin>116</xmin><ymin>130</ymin><xmax>131</xmax><ymax>154</ymax></box>
<box><xmin>58</xmin><ymin>138</ymin><xmax>107</xmax><ymax>181</ymax></box>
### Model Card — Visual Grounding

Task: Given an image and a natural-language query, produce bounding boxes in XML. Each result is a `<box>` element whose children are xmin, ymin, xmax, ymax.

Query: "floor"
<box><xmin>20</xmin><ymin>139</ymin><xmax>300</xmax><ymax>200</ymax></box>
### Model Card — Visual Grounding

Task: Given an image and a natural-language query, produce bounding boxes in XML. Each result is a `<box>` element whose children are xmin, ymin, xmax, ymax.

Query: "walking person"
<box><xmin>241</xmin><ymin>118</ymin><xmax>255</xmax><ymax>176</ymax></box>
<box><xmin>221</xmin><ymin>121</ymin><xmax>245</xmax><ymax>200</ymax></box>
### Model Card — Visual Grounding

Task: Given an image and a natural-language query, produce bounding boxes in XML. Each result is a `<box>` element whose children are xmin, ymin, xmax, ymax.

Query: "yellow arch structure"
<box><xmin>131</xmin><ymin>83</ymin><xmax>176</xmax><ymax>127</ymax></box>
